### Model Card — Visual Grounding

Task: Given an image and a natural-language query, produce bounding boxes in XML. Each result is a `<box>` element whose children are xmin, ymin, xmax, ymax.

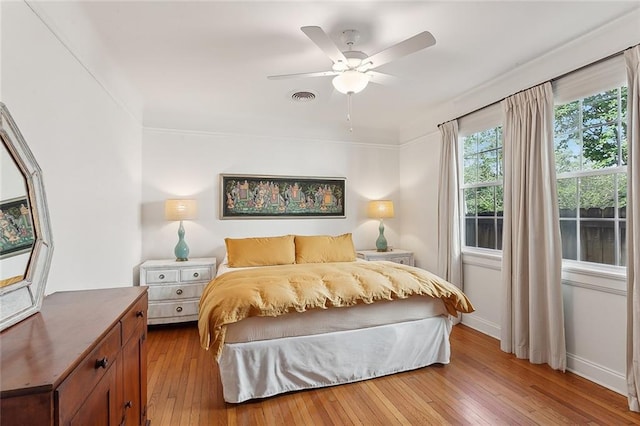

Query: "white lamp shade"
<box><xmin>367</xmin><ymin>200</ymin><xmax>395</xmax><ymax>219</ymax></box>
<box><xmin>332</xmin><ymin>70</ymin><xmax>370</xmax><ymax>94</ymax></box>
<box><xmin>165</xmin><ymin>199</ymin><xmax>198</xmax><ymax>221</ymax></box>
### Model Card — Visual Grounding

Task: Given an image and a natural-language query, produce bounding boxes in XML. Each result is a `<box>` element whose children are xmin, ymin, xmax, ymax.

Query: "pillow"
<box><xmin>225</xmin><ymin>235</ymin><xmax>295</xmax><ymax>267</ymax></box>
<box><xmin>294</xmin><ymin>233</ymin><xmax>356</xmax><ymax>263</ymax></box>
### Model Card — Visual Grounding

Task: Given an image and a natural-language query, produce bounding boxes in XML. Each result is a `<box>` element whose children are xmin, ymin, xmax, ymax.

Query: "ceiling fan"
<box><xmin>268</xmin><ymin>26</ymin><xmax>437</xmax><ymax>95</ymax></box>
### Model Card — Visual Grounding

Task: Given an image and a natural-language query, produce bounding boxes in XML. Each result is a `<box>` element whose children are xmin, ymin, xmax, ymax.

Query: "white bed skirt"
<box><xmin>218</xmin><ymin>316</ymin><xmax>453</xmax><ymax>403</ymax></box>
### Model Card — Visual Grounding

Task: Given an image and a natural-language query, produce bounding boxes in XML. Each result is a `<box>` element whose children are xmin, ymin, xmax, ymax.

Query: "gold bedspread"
<box><xmin>198</xmin><ymin>261</ymin><xmax>475</xmax><ymax>359</ymax></box>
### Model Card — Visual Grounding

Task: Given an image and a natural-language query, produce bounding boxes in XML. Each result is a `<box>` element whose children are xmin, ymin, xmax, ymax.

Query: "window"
<box><xmin>554</xmin><ymin>86</ymin><xmax>627</xmax><ymax>266</ymax></box>
<box><xmin>461</xmin><ymin>126</ymin><xmax>503</xmax><ymax>250</ymax></box>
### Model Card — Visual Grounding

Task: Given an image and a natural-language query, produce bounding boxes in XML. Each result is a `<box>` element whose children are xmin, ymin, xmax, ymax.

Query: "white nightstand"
<box><xmin>356</xmin><ymin>249</ymin><xmax>415</xmax><ymax>267</ymax></box>
<box><xmin>140</xmin><ymin>257</ymin><xmax>216</xmax><ymax>325</ymax></box>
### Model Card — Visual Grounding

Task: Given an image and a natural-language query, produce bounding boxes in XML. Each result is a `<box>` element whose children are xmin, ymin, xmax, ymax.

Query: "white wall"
<box><xmin>1</xmin><ymin>1</ymin><xmax>143</xmax><ymax>292</ymax></box>
<box><xmin>398</xmin><ymin>10</ymin><xmax>640</xmax><ymax>395</ymax></box>
<box><xmin>141</xmin><ymin>128</ymin><xmax>400</xmax><ymax>265</ymax></box>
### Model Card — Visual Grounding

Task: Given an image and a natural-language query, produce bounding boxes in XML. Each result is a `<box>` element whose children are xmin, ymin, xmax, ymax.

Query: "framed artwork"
<box><xmin>221</xmin><ymin>174</ymin><xmax>346</xmax><ymax>219</ymax></box>
<box><xmin>0</xmin><ymin>196</ymin><xmax>35</xmax><ymax>258</ymax></box>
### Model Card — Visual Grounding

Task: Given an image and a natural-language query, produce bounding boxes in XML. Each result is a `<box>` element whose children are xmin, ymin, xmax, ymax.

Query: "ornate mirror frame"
<box><xmin>0</xmin><ymin>103</ymin><xmax>54</xmax><ymax>331</ymax></box>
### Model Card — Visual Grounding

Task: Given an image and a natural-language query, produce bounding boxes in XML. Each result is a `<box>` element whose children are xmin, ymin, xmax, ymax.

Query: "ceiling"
<box><xmin>33</xmin><ymin>1</ymin><xmax>640</xmax><ymax>143</ymax></box>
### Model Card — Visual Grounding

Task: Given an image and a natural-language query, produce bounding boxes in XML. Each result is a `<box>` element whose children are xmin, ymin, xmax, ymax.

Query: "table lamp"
<box><xmin>165</xmin><ymin>199</ymin><xmax>197</xmax><ymax>261</ymax></box>
<box><xmin>367</xmin><ymin>200</ymin><xmax>394</xmax><ymax>252</ymax></box>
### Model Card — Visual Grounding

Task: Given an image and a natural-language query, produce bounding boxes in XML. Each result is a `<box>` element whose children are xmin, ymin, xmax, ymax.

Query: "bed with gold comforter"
<box><xmin>198</xmin><ymin>260</ymin><xmax>474</xmax><ymax>403</ymax></box>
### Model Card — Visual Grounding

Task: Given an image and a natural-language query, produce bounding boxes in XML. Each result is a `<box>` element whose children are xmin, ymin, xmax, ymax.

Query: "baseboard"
<box><xmin>460</xmin><ymin>314</ymin><xmax>500</xmax><ymax>340</ymax></box>
<box><xmin>567</xmin><ymin>352</ymin><xmax>626</xmax><ymax>396</ymax></box>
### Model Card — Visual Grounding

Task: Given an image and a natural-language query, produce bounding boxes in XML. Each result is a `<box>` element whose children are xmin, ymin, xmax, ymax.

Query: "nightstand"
<box><xmin>140</xmin><ymin>257</ymin><xmax>216</xmax><ymax>325</ymax></box>
<box><xmin>356</xmin><ymin>249</ymin><xmax>415</xmax><ymax>266</ymax></box>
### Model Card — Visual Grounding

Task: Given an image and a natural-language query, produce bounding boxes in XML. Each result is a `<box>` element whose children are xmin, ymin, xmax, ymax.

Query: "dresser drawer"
<box><xmin>180</xmin><ymin>266</ymin><xmax>212</xmax><ymax>282</ymax></box>
<box><xmin>56</xmin><ymin>323</ymin><xmax>121</xmax><ymax>421</ymax></box>
<box><xmin>148</xmin><ymin>299</ymin><xmax>200</xmax><ymax>320</ymax></box>
<box><xmin>145</xmin><ymin>269</ymin><xmax>179</xmax><ymax>284</ymax></box>
<box><xmin>148</xmin><ymin>282</ymin><xmax>207</xmax><ymax>301</ymax></box>
<box><xmin>121</xmin><ymin>293</ymin><xmax>148</xmax><ymax>343</ymax></box>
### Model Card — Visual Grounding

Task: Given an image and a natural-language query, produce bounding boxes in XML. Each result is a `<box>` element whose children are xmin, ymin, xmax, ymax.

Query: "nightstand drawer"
<box><xmin>148</xmin><ymin>300</ymin><xmax>199</xmax><ymax>319</ymax></box>
<box><xmin>387</xmin><ymin>256</ymin><xmax>412</xmax><ymax>265</ymax></box>
<box><xmin>148</xmin><ymin>282</ymin><xmax>207</xmax><ymax>301</ymax></box>
<box><xmin>145</xmin><ymin>269</ymin><xmax>179</xmax><ymax>284</ymax></box>
<box><xmin>180</xmin><ymin>267</ymin><xmax>212</xmax><ymax>282</ymax></box>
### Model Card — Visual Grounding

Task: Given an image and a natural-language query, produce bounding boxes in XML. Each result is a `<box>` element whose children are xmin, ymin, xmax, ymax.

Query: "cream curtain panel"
<box><xmin>625</xmin><ymin>45</ymin><xmax>640</xmax><ymax>412</ymax></box>
<box><xmin>437</xmin><ymin>120</ymin><xmax>462</xmax><ymax>289</ymax></box>
<box><xmin>500</xmin><ymin>82</ymin><xmax>566</xmax><ymax>371</ymax></box>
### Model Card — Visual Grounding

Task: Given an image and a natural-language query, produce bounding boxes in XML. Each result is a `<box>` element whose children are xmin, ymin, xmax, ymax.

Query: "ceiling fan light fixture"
<box><xmin>332</xmin><ymin>70</ymin><xmax>369</xmax><ymax>94</ymax></box>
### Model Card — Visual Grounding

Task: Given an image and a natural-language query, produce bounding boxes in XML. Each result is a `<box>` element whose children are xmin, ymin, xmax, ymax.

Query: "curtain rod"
<box><xmin>438</xmin><ymin>45</ymin><xmax>633</xmax><ymax>128</ymax></box>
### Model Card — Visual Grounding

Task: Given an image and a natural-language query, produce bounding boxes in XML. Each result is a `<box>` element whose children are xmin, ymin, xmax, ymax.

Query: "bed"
<box><xmin>198</xmin><ymin>234</ymin><xmax>474</xmax><ymax>403</ymax></box>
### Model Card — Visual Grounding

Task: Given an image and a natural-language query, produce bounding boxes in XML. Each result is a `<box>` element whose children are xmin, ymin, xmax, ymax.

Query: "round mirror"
<box><xmin>0</xmin><ymin>103</ymin><xmax>54</xmax><ymax>331</ymax></box>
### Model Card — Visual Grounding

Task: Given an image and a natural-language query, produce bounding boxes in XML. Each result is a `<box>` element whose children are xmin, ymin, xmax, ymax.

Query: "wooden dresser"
<box><xmin>0</xmin><ymin>287</ymin><xmax>149</xmax><ymax>426</ymax></box>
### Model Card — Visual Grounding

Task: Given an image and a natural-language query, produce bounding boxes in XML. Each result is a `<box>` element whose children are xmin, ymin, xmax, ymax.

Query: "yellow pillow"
<box><xmin>225</xmin><ymin>235</ymin><xmax>295</xmax><ymax>267</ymax></box>
<box><xmin>295</xmin><ymin>233</ymin><xmax>356</xmax><ymax>263</ymax></box>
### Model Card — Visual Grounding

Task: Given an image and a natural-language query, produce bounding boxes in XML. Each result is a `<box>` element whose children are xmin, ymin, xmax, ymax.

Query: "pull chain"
<box><xmin>347</xmin><ymin>92</ymin><xmax>353</xmax><ymax>132</ymax></box>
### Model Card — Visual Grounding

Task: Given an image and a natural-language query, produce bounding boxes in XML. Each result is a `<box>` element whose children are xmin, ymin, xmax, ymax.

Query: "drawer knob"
<box><xmin>400</xmin><ymin>260</ymin><xmax>404</xmax><ymax>264</ymax></box>
<box><xmin>176</xmin><ymin>306</ymin><xmax>183</xmax><ymax>313</ymax></box>
<box><xmin>176</xmin><ymin>289</ymin><xmax>183</xmax><ymax>295</ymax></box>
<box><xmin>193</xmin><ymin>272</ymin><xmax>199</xmax><ymax>278</ymax></box>
<box><xmin>95</xmin><ymin>357</ymin><xmax>109</xmax><ymax>369</ymax></box>
<box><xmin>159</xmin><ymin>274</ymin><xmax>165</xmax><ymax>280</ymax></box>
<box><xmin>125</xmin><ymin>401</ymin><xmax>133</xmax><ymax>409</ymax></box>
<box><xmin>136</xmin><ymin>310</ymin><xmax>144</xmax><ymax>318</ymax></box>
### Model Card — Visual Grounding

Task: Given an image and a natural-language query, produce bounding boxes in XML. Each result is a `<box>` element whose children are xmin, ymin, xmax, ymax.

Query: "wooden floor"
<box><xmin>147</xmin><ymin>323</ymin><xmax>639</xmax><ymax>425</ymax></box>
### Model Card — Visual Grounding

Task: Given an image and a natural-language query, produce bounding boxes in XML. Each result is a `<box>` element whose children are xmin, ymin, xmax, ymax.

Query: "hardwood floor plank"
<box><xmin>146</xmin><ymin>322</ymin><xmax>640</xmax><ymax>425</ymax></box>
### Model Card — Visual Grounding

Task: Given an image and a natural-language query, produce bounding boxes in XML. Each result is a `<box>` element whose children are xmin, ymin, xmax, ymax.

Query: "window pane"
<box><xmin>582</xmin><ymin>124</ymin><xmax>619</xmax><ymax>169</ymax></box>
<box><xmin>464</xmin><ymin>188</ymin><xmax>477</xmax><ymax>216</ymax></box>
<box><xmin>554</xmin><ymin>132</ymin><xmax>580</xmax><ymax>173</ymax></box>
<box><xmin>464</xmin><ymin>156</ymin><xmax>478</xmax><ymax>184</ymax></box>
<box><xmin>582</xmin><ymin>89</ymin><xmax>617</xmax><ymax>127</ymax></box>
<box><xmin>465</xmin><ymin>218</ymin><xmax>476</xmax><ymax>247</ymax></box>
<box><xmin>560</xmin><ymin>219</ymin><xmax>577</xmax><ymax>260</ymax></box>
<box><xmin>477</xmin><ymin>129</ymin><xmax>497</xmax><ymax>151</ymax></box>
<box><xmin>622</xmin><ymin>122</ymin><xmax>628</xmax><ymax>165</ymax></box>
<box><xmin>463</xmin><ymin>135</ymin><xmax>476</xmax><ymax>157</ymax></box>
<box><xmin>497</xmin><ymin>218</ymin><xmax>503</xmax><ymax>251</ymax></box>
<box><xmin>496</xmin><ymin>127</ymin><xmax>503</xmax><ymax>148</ymax></box>
<box><xmin>554</xmin><ymin>101</ymin><xmax>579</xmax><ymax>135</ymax></box>
<box><xmin>620</xmin><ymin>221</ymin><xmax>627</xmax><ymax>267</ymax></box>
<box><xmin>478</xmin><ymin>150</ymin><xmax>498</xmax><ymax>181</ymax></box>
<box><xmin>621</xmin><ymin>86</ymin><xmax>628</xmax><ymax>116</ymax></box>
<box><xmin>579</xmin><ymin>174</ymin><xmax>615</xmax><ymax>218</ymax></box>
<box><xmin>580</xmin><ymin>220</ymin><xmax>615</xmax><ymax>265</ymax></box>
<box><xmin>477</xmin><ymin>186</ymin><xmax>495</xmax><ymax>216</ymax></box>
<box><xmin>557</xmin><ymin>178</ymin><xmax>577</xmax><ymax>217</ymax></box>
<box><xmin>496</xmin><ymin>185</ymin><xmax>504</xmax><ymax>217</ymax></box>
<box><xmin>619</xmin><ymin>173</ymin><xmax>627</xmax><ymax>218</ymax></box>
<box><xmin>477</xmin><ymin>218</ymin><xmax>496</xmax><ymax>249</ymax></box>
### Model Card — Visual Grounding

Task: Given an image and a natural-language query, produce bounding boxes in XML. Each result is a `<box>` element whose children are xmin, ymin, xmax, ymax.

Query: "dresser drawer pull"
<box><xmin>125</xmin><ymin>401</ymin><xmax>133</xmax><ymax>409</ymax></box>
<box><xmin>136</xmin><ymin>310</ymin><xmax>144</xmax><ymax>318</ymax></box>
<box><xmin>176</xmin><ymin>306</ymin><xmax>183</xmax><ymax>313</ymax></box>
<box><xmin>159</xmin><ymin>274</ymin><xmax>165</xmax><ymax>280</ymax></box>
<box><xmin>95</xmin><ymin>357</ymin><xmax>109</xmax><ymax>369</ymax></box>
<box><xmin>176</xmin><ymin>288</ymin><xmax>183</xmax><ymax>295</ymax></box>
<box><xmin>399</xmin><ymin>260</ymin><xmax>405</xmax><ymax>264</ymax></box>
<box><xmin>193</xmin><ymin>272</ymin><xmax>199</xmax><ymax>278</ymax></box>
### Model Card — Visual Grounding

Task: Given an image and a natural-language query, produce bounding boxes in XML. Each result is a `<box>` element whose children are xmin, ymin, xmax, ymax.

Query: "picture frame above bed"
<box><xmin>220</xmin><ymin>174</ymin><xmax>345</xmax><ymax>219</ymax></box>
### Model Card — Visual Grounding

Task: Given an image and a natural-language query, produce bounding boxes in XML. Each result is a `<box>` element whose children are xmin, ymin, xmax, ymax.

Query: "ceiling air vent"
<box><xmin>291</xmin><ymin>91</ymin><xmax>317</xmax><ymax>102</ymax></box>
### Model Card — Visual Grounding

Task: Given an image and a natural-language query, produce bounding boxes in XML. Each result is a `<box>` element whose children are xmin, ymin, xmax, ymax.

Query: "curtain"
<box><xmin>626</xmin><ymin>44</ymin><xmax>640</xmax><ymax>412</ymax></box>
<box><xmin>437</xmin><ymin>120</ymin><xmax>462</xmax><ymax>289</ymax></box>
<box><xmin>500</xmin><ymin>82</ymin><xmax>566</xmax><ymax>371</ymax></box>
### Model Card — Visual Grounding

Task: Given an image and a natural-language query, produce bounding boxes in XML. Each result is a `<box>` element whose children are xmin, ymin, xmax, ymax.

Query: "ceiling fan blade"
<box><xmin>301</xmin><ymin>26</ymin><xmax>348</xmax><ymax>64</ymax></box>
<box><xmin>364</xmin><ymin>31</ymin><xmax>436</xmax><ymax>70</ymax></box>
<box><xmin>267</xmin><ymin>70</ymin><xmax>338</xmax><ymax>80</ymax></box>
<box><xmin>367</xmin><ymin>71</ymin><xmax>399</xmax><ymax>85</ymax></box>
